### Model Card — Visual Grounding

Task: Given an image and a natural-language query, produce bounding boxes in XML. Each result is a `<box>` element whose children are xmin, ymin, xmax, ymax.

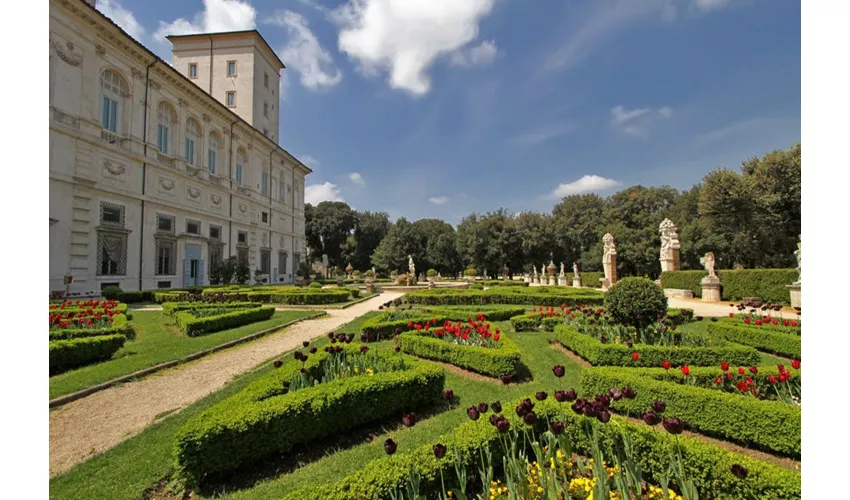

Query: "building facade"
<box><xmin>49</xmin><ymin>0</ymin><xmax>310</xmax><ymax>294</ymax></box>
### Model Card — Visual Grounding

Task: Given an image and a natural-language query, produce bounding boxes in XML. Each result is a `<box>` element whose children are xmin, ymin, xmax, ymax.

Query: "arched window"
<box><xmin>208</xmin><ymin>131</ymin><xmax>222</xmax><ymax>175</ymax></box>
<box><xmin>235</xmin><ymin>148</ymin><xmax>247</xmax><ymax>185</ymax></box>
<box><xmin>100</xmin><ymin>69</ymin><xmax>128</xmax><ymax>133</ymax></box>
<box><xmin>156</xmin><ymin>102</ymin><xmax>175</xmax><ymax>154</ymax></box>
<box><xmin>185</xmin><ymin>118</ymin><xmax>201</xmax><ymax>165</ymax></box>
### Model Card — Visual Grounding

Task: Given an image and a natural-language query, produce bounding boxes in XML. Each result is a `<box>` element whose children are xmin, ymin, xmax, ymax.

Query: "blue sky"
<box><xmin>96</xmin><ymin>0</ymin><xmax>801</xmax><ymax>223</ymax></box>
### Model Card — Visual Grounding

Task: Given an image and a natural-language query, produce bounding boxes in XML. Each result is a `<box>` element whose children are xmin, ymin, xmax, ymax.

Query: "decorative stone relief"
<box><xmin>149</xmin><ymin>79</ymin><xmax>161</xmax><ymax>90</ymax></box>
<box><xmin>131</xmin><ymin>68</ymin><xmax>144</xmax><ymax>79</ymax></box>
<box><xmin>202</xmin><ymin>113</ymin><xmax>211</xmax><ymax>123</ymax></box>
<box><xmin>186</xmin><ymin>186</ymin><xmax>201</xmax><ymax>200</ymax></box>
<box><xmin>238</xmin><ymin>203</ymin><xmax>247</xmax><ymax>214</ymax></box>
<box><xmin>95</xmin><ymin>44</ymin><xmax>106</xmax><ymax>56</ymax></box>
<box><xmin>279</xmin><ymin>235</ymin><xmax>285</xmax><ymax>247</ymax></box>
<box><xmin>159</xmin><ymin>177</ymin><xmax>175</xmax><ymax>191</ymax></box>
<box><xmin>262</xmin><ymin>232</ymin><xmax>268</xmax><ymax>247</ymax></box>
<box><xmin>49</xmin><ymin>35</ymin><xmax>83</xmax><ymax>66</ymax></box>
<box><xmin>210</xmin><ymin>194</ymin><xmax>222</xmax><ymax>205</ymax></box>
<box><xmin>102</xmin><ymin>159</ymin><xmax>126</xmax><ymax>176</ymax></box>
<box><xmin>52</xmin><ymin>108</ymin><xmax>80</xmax><ymax>130</ymax></box>
<box><xmin>179</xmin><ymin>98</ymin><xmax>189</xmax><ymax>107</ymax></box>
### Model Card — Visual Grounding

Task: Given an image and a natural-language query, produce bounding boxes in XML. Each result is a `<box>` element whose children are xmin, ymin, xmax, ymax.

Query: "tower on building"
<box><xmin>167</xmin><ymin>30</ymin><xmax>285</xmax><ymax>143</ymax></box>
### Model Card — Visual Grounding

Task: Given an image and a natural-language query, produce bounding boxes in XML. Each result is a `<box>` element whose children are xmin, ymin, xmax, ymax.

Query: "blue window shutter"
<box><xmin>209</xmin><ymin>150</ymin><xmax>216</xmax><ymax>174</ymax></box>
<box><xmin>109</xmin><ymin>101</ymin><xmax>118</xmax><ymax>132</ymax></box>
<box><xmin>236</xmin><ymin>164</ymin><xmax>242</xmax><ymax>184</ymax></box>
<box><xmin>102</xmin><ymin>97</ymin><xmax>109</xmax><ymax>129</ymax></box>
<box><xmin>183</xmin><ymin>258</ymin><xmax>191</xmax><ymax>287</ymax></box>
<box><xmin>198</xmin><ymin>259</ymin><xmax>205</xmax><ymax>285</ymax></box>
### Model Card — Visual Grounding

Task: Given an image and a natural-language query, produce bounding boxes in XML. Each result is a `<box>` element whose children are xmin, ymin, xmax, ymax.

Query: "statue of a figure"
<box><xmin>372</xmin><ymin>266</ymin><xmax>376</xmax><ymax>277</ymax></box>
<box><xmin>659</xmin><ymin>218</ymin><xmax>680</xmax><ymax>260</ymax></box>
<box><xmin>408</xmin><ymin>255</ymin><xmax>415</xmax><ymax>276</ymax></box>
<box><xmin>602</xmin><ymin>233</ymin><xmax>617</xmax><ymax>284</ymax></box>
<box><xmin>560</xmin><ymin>262</ymin><xmax>565</xmax><ymax>276</ymax></box>
<box><xmin>573</xmin><ymin>262</ymin><xmax>579</xmax><ymax>277</ymax></box>
<box><xmin>794</xmin><ymin>236</ymin><xmax>801</xmax><ymax>284</ymax></box>
<box><xmin>532</xmin><ymin>264</ymin><xmax>538</xmax><ymax>276</ymax></box>
<box><xmin>700</xmin><ymin>252</ymin><xmax>717</xmax><ymax>278</ymax></box>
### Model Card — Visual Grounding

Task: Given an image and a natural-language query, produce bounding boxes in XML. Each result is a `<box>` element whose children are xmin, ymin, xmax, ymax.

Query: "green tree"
<box><xmin>514</xmin><ymin>211</ymin><xmax>556</xmax><ymax>273</ymax></box>
<box><xmin>304</xmin><ymin>201</ymin><xmax>356</xmax><ymax>268</ymax></box>
<box><xmin>351</xmin><ymin>211</ymin><xmax>391</xmax><ymax>270</ymax></box>
<box><xmin>370</xmin><ymin>217</ymin><xmax>423</xmax><ymax>273</ymax></box>
<box><xmin>551</xmin><ymin>194</ymin><xmax>605</xmax><ymax>271</ymax></box>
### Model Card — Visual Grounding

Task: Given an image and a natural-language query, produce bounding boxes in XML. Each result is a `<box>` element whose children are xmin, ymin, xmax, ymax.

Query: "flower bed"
<box><xmin>281</xmin><ymin>396</ymin><xmax>800</xmax><ymax>500</ymax></box>
<box><xmin>49</xmin><ymin>334</ymin><xmax>127</xmax><ymax>375</ymax></box>
<box><xmin>173</xmin><ymin>306</ymin><xmax>276</xmax><ymax>337</ymax></box>
<box><xmin>579</xmin><ymin>366</ymin><xmax>801</xmax><ymax>456</ymax></box>
<box><xmin>479</xmin><ymin>280</ymin><xmax>529</xmax><ymax>287</ymax></box>
<box><xmin>397</xmin><ymin>318</ymin><xmax>521</xmax><ymax>377</ymax></box>
<box><xmin>403</xmin><ymin>287</ymin><xmax>605</xmax><ymax>307</ymax></box>
<box><xmin>512</xmin><ymin>306</ymin><xmax>695</xmax><ymax>333</ymax></box>
<box><xmin>174</xmin><ymin>344</ymin><xmax>445</xmax><ymax>482</ymax></box>
<box><xmin>554</xmin><ymin>324</ymin><xmax>760</xmax><ymax>367</ymax></box>
<box><xmin>360</xmin><ymin>305</ymin><xmax>526</xmax><ymax>341</ymax></box>
<box><xmin>706</xmin><ymin>323</ymin><xmax>801</xmax><ymax>359</ymax></box>
<box><xmin>48</xmin><ymin>299</ymin><xmax>133</xmax><ymax>373</ymax></box>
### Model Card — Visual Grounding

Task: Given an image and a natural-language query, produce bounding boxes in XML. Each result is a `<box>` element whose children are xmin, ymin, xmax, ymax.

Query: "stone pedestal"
<box><xmin>366</xmin><ymin>282</ymin><xmax>375</xmax><ymax>294</ymax></box>
<box><xmin>524</xmin><ymin>275</ymin><xmax>531</xmax><ymax>283</ymax></box>
<box><xmin>599</xmin><ymin>278</ymin><xmax>611</xmax><ymax>291</ymax></box>
<box><xmin>428</xmin><ymin>279</ymin><xmax>437</xmax><ymax>289</ymax></box>
<box><xmin>787</xmin><ymin>283</ymin><xmax>801</xmax><ymax>308</ymax></box>
<box><xmin>573</xmin><ymin>277</ymin><xmax>582</xmax><ymax>288</ymax></box>
<box><xmin>700</xmin><ymin>276</ymin><xmax>721</xmax><ymax>302</ymax></box>
<box><xmin>659</xmin><ymin>249</ymin><xmax>681</xmax><ymax>272</ymax></box>
<box><xmin>558</xmin><ymin>275</ymin><xmax>566</xmax><ymax>286</ymax></box>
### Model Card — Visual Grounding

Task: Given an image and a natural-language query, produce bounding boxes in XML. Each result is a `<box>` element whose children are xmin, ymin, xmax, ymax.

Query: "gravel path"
<box><xmin>49</xmin><ymin>292</ymin><xmax>403</xmax><ymax>478</ymax></box>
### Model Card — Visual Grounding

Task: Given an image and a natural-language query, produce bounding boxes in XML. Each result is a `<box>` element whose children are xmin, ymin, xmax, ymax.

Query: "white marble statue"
<box><xmin>602</xmin><ymin>233</ymin><xmax>617</xmax><ymax>284</ymax></box>
<box><xmin>573</xmin><ymin>262</ymin><xmax>579</xmax><ymax>277</ymax></box>
<box><xmin>794</xmin><ymin>235</ymin><xmax>801</xmax><ymax>284</ymax></box>
<box><xmin>408</xmin><ymin>255</ymin><xmax>415</xmax><ymax>277</ymax></box>
<box><xmin>560</xmin><ymin>262</ymin><xmax>565</xmax><ymax>276</ymax></box>
<box><xmin>700</xmin><ymin>252</ymin><xmax>717</xmax><ymax>278</ymax></box>
<box><xmin>659</xmin><ymin>218</ymin><xmax>681</xmax><ymax>260</ymax></box>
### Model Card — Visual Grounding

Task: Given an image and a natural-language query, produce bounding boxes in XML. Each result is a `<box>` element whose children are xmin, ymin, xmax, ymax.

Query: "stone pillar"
<box><xmin>573</xmin><ymin>276</ymin><xmax>582</xmax><ymax>288</ymax></box>
<box><xmin>787</xmin><ymin>283</ymin><xmax>801</xmax><ymax>308</ymax></box>
<box><xmin>700</xmin><ymin>275</ymin><xmax>721</xmax><ymax>302</ymax></box>
<box><xmin>524</xmin><ymin>274</ymin><xmax>531</xmax><ymax>283</ymax></box>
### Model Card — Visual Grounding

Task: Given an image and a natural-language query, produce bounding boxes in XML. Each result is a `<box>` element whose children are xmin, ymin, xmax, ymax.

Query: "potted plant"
<box><xmin>464</xmin><ymin>268</ymin><xmax>477</xmax><ymax>282</ymax></box>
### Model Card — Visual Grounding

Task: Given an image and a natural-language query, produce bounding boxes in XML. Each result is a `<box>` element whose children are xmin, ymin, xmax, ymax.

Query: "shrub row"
<box><xmin>281</xmin><ymin>396</ymin><xmax>801</xmax><ymax>500</ymax></box>
<box><xmin>174</xmin><ymin>347</ymin><xmax>445</xmax><ymax>482</ymax></box>
<box><xmin>554</xmin><ymin>324</ymin><xmax>760</xmax><ymax>367</ymax></box>
<box><xmin>173</xmin><ymin>307</ymin><xmax>276</xmax><ymax>337</ymax></box>
<box><xmin>154</xmin><ymin>288</ymin><xmax>352</xmax><ymax>305</ymax></box>
<box><xmin>509</xmin><ymin>314</ymin><xmax>562</xmax><ymax>332</ymax></box>
<box><xmin>581</xmin><ymin>271</ymin><xmax>604</xmax><ymax>288</ymax></box>
<box><xmin>360</xmin><ymin>306</ymin><xmax>526</xmax><ymax>338</ymax></box>
<box><xmin>660</xmin><ymin>269</ymin><xmax>798</xmax><ymax>304</ymax></box>
<box><xmin>161</xmin><ymin>301</ymin><xmax>262</xmax><ymax>316</ymax></box>
<box><xmin>404</xmin><ymin>287</ymin><xmax>605</xmax><ymax>307</ymax></box>
<box><xmin>49</xmin><ymin>334</ymin><xmax>127</xmax><ymax>374</ymax></box>
<box><xmin>397</xmin><ymin>330</ymin><xmax>521</xmax><ymax>378</ymax></box>
<box><xmin>480</xmin><ymin>280</ymin><xmax>529</xmax><ymax>287</ymax></box>
<box><xmin>48</xmin><ymin>314</ymin><xmax>133</xmax><ymax>341</ymax></box>
<box><xmin>706</xmin><ymin>323</ymin><xmax>801</xmax><ymax>359</ymax></box>
<box><xmin>50</xmin><ymin>302</ymin><xmax>130</xmax><ymax>316</ymax></box>
<box><xmin>722</xmin><ymin>316</ymin><xmax>801</xmax><ymax>335</ymax></box>
<box><xmin>580</xmin><ymin>366</ymin><xmax>801</xmax><ymax>456</ymax></box>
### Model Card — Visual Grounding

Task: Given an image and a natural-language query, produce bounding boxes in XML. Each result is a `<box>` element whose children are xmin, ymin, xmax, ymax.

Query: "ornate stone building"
<box><xmin>49</xmin><ymin>0</ymin><xmax>310</xmax><ymax>294</ymax></box>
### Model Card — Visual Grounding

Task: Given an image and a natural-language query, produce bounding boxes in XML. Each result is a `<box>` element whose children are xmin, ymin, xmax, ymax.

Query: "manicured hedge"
<box><xmin>360</xmin><ymin>306</ymin><xmax>526</xmax><ymax>338</ymax></box>
<box><xmin>48</xmin><ymin>314</ymin><xmax>133</xmax><ymax>341</ymax></box>
<box><xmin>706</xmin><ymin>323</ymin><xmax>801</xmax><ymax>359</ymax></box>
<box><xmin>580</xmin><ymin>271</ymin><xmax>604</xmax><ymax>287</ymax></box>
<box><xmin>660</xmin><ymin>269</ymin><xmax>798</xmax><ymax>304</ymax></box>
<box><xmin>174</xmin><ymin>347</ymin><xmax>444</xmax><ymax>482</ymax></box>
<box><xmin>480</xmin><ymin>280</ymin><xmax>529</xmax><ymax>287</ymax></box>
<box><xmin>161</xmin><ymin>301</ymin><xmax>262</xmax><ymax>316</ymax></box>
<box><xmin>155</xmin><ymin>288</ymin><xmax>352</xmax><ymax>305</ymax></box>
<box><xmin>173</xmin><ymin>306</ymin><xmax>276</xmax><ymax>337</ymax></box>
<box><xmin>404</xmin><ymin>287</ymin><xmax>605</xmax><ymax>307</ymax></box>
<box><xmin>666</xmin><ymin>308</ymin><xmax>694</xmax><ymax>325</ymax></box>
<box><xmin>49</xmin><ymin>334</ymin><xmax>127</xmax><ymax>374</ymax></box>
<box><xmin>115</xmin><ymin>291</ymin><xmax>154</xmax><ymax>303</ymax></box>
<box><xmin>397</xmin><ymin>330</ymin><xmax>521</xmax><ymax>377</ymax></box>
<box><xmin>554</xmin><ymin>325</ymin><xmax>760</xmax><ymax>367</ymax></box>
<box><xmin>580</xmin><ymin>366</ymin><xmax>801</xmax><ymax>456</ymax></box>
<box><xmin>721</xmin><ymin>316</ymin><xmax>801</xmax><ymax>334</ymax></box>
<box><xmin>281</xmin><ymin>396</ymin><xmax>801</xmax><ymax>500</ymax></box>
<box><xmin>49</xmin><ymin>302</ymin><xmax>130</xmax><ymax>316</ymax></box>
<box><xmin>509</xmin><ymin>314</ymin><xmax>563</xmax><ymax>332</ymax></box>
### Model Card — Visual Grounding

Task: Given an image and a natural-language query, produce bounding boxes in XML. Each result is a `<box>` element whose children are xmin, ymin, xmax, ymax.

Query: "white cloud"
<box><xmin>299</xmin><ymin>154</ymin><xmax>320</xmax><ymax>167</ymax></box>
<box><xmin>428</xmin><ymin>196</ymin><xmax>449</xmax><ymax>205</ymax></box>
<box><xmin>449</xmin><ymin>40</ymin><xmax>498</xmax><ymax>67</ymax></box>
<box><xmin>97</xmin><ymin>0</ymin><xmax>145</xmax><ymax>41</ymax></box>
<box><xmin>269</xmin><ymin>11</ymin><xmax>343</xmax><ymax>90</ymax></box>
<box><xmin>610</xmin><ymin>105</ymin><xmax>651</xmax><ymax>125</ymax></box>
<box><xmin>333</xmin><ymin>0</ymin><xmax>499</xmax><ymax>96</ymax></box>
<box><xmin>349</xmin><ymin>172</ymin><xmax>366</xmax><ymax>186</ymax></box>
<box><xmin>305</xmin><ymin>182</ymin><xmax>344</xmax><ymax>204</ymax></box>
<box><xmin>658</xmin><ymin>106</ymin><xmax>674</xmax><ymax>119</ymax></box>
<box><xmin>610</xmin><ymin>105</ymin><xmax>672</xmax><ymax>139</ymax></box>
<box><xmin>154</xmin><ymin>0</ymin><xmax>256</xmax><ymax>42</ymax></box>
<box><xmin>693</xmin><ymin>0</ymin><xmax>735</xmax><ymax>11</ymax></box>
<box><xmin>511</xmin><ymin>124</ymin><xmax>576</xmax><ymax>146</ymax></box>
<box><xmin>549</xmin><ymin>175</ymin><xmax>620</xmax><ymax>199</ymax></box>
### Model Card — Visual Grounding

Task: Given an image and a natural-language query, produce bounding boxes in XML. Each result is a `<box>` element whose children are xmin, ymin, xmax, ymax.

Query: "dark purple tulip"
<box><xmin>328</xmin><ymin>332</ymin><xmax>335</xmax><ymax>339</ymax></box>
<box><xmin>394</xmin><ymin>346</ymin><xmax>401</xmax><ymax>352</ymax></box>
<box><xmin>302</xmin><ymin>341</ymin><xmax>310</xmax><ymax>348</ymax></box>
<box><xmin>626</xmin><ymin>340</ymin><xmax>633</xmax><ymax>348</ymax></box>
<box><xmin>611</xmin><ymin>390</ymin><xmax>622</xmax><ymax>401</ymax></box>
<box><xmin>535</xmin><ymin>391</ymin><xmax>548</xmax><ymax>401</ymax></box>
<box><xmin>595</xmin><ymin>394</ymin><xmax>610</xmax><ymax>408</ymax></box>
<box><xmin>552</xmin><ymin>365</ymin><xmax>566</xmax><ymax>378</ymax></box>
<box><xmin>652</xmin><ymin>400</ymin><xmax>666</xmax><ymax>413</ymax></box>
<box><xmin>491</xmin><ymin>401</ymin><xmax>502</xmax><ymax>413</ymax></box>
<box><xmin>583</xmin><ymin>404</ymin><xmax>598</xmax><ymax>418</ymax></box>
<box><xmin>310</xmin><ymin>347</ymin><xmax>317</xmax><ymax>354</ymax></box>
<box><xmin>549</xmin><ymin>421</ymin><xmax>565</xmax><ymax>435</ymax></box>
<box><xmin>501</xmin><ymin>375</ymin><xmax>513</xmax><ymax>384</ymax></box>
<box><xmin>323</xmin><ymin>346</ymin><xmax>331</xmax><ymax>352</ymax></box>
<box><xmin>600</xmin><ymin>335</ymin><xmax>607</xmax><ymax>344</ymax></box>
<box><xmin>496</xmin><ymin>418</ymin><xmax>511</xmax><ymax>433</ymax></box>
<box><xmin>554</xmin><ymin>391</ymin><xmax>568</xmax><ymax>403</ymax></box>
<box><xmin>489</xmin><ymin>414</ymin><xmax>500</xmax><ymax>426</ymax></box>
<box><xmin>467</xmin><ymin>406</ymin><xmax>480</xmax><ymax>421</ymax></box>
<box><xmin>433</xmin><ymin>443</ymin><xmax>447</xmax><ymax>459</ymax></box>
<box><xmin>384</xmin><ymin>438</ymin><xmax>397</xmax><ymax>455</ymax></box>
<box><xmin>331</xmin><ymin>338</ymin><xmax>337</xmax><ymax>344</ymax></box>
<box><xmin>478</xmin><ymin>402</ymin><xmax>489</xmax><ymax>413</ymax></box>
<box><xmin>360</xmin><ymin>333</ymin><xmax>369</xmax><ymax>342</ymax></box>
<box><xmin>563</xmin><ymin>389</ymin><xmax>577</xmax><ymax>401</ymax></box>
<box><xmin>443</xmin><ymin>389</ymin><xmax>454</xmax><ymax>401</ymax></box>
<box><xmin>597</xmin><ymin>410</ymin><xmax>611</xmax><ymax>423</ymax></box>
<box><xmin>662</xmin><ymin>418</ymin><xmax>684</xmax><ymax>435</ymax></box>
<box><xmin>273</xmin><ymin>359</ymin><xmax>283</xmax><ymax>368</ymax></box>
<box><xmin>571</xmin><ymin>400</ymin><xmax>586</xmax><ymax>415</ymax></box>
<box><xmin>643</xmin><ymin>411</ymin><xmax>660</xmax><ymax>426</ymax></box>
<box><xmin>621</xmin><ymin>387</ymin><xmax>636</xmax><ymax>399</ymax></box>
<box><xmin>402</xmin><ymin>412</ymin><xmax>416</xmax><ymax>427</ymax></box>
<box><xmin>395</xmin><ymin>328</ymin><xmax>401</xmax><ymax>334</ymax></box>
<box><xmin>730</xmin><ymin>464</ymin><xmax>748</xmax><ymax>479</ymax></box>
<box><xmin>522</xmin><ymin>411</ymin><xmax>537</xmax><ymax>425</ymax></box>
<box><xmin>346</xmin><ymin>334</ymin><xmax>354</xmax><ymax>344</ymax></box>
<box><xmin>360</xmin><ymin>345</ymin><xmax>369</xmax><ymax>353</ymax></box>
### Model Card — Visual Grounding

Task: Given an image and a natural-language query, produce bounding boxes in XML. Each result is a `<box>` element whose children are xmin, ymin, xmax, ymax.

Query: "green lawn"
<box><xmin>49</xmin><ymin>309</ymin><xmax>318</xmax><ymax>400</ymax></box>
<box><xmin>49</xmin><ymin>311</ymin><xmax>787</xmax><ymax>499</ymax></box>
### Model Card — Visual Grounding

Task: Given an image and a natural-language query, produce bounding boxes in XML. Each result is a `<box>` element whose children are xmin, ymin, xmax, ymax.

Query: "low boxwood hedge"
<box><xmin>580</xmin><ymin>271</ymin><xmax>604</xmax><ymax>287</ymax></box>
<box><xmin>49</xmin><ymin>334</ymin><xmax>127</xmax><ymax>374</ymax></box>
<box><xmin>161</xmin><ymin>301</ymin><xmax>262</xmax><ymax>316</ymax></box>
<box><xmin>360</xmin><ymin>306</ymin><xmax>526</xmax><ymax>339</ymax></box>
<box><xmin>509</xmin><ymin>314</ymin><xmax>563</xmax><ymax>332</ymax></box>
<box><xmin>48</xmin><ymin>314</ymin><xmax>133</xmax><ymax>341</ymax></box>
<box><xmin>174</xmin><ymin>347</ymin><xmax>444</xmax><ymax>482</ymax></box>
<box><xmin>281</xmin><ymin>396</ymin><xmax>800</xmax><ymax>500</ymax></box>
<box><xmin>173</xmin><ymin>306</ymin><xmax>276</xmax><ymax>337</ymax></box>
<box><xmin>721</xmin><ymin>316</ymin><xmax>801</xmax><ymax>334</ymax></box>
<box><xmin>706</xmin><ymin>323</ymin><xmax>801</xmax><ymax>359</ymax></box>
<box><xmin>480</xmin><ymin>280</ymin><xmax>529</xmax><ymax>287</ymax></box>
<box><xmin>154</xmin><ymin>288</ymin><xmax>352</xmax><ymax>305</ymax></box>
<box><xmin>660</xmin><ymin>269</ymin><xmax>798</xmax><ymax>304</ymax></box>
<box><xmin>404</xmin><ymin>287</ymin><xmax>604</xmax><ymax>307</ymax></box>
<box><xmin>554</xmin><ymin>324</ymin><xmax>760</xmax><ymax>367</ymax></box>
<box><xmin>580</xmin><ymin>366</ymin><xmax>801</xmax><ymax>457</ymax></box>
<box><xmin>397</xmin><ymin>330</ymin><xmax>521</xmax><ymax>377</ymax></box>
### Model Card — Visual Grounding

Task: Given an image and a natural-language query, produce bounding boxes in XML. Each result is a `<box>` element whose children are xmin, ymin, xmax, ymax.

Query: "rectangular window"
<box><xmin>261</xmin><ymin>172</ymin><xmax>269</xmax><ymax>195</ymax></box>
<box><xmin>261</xmin><ymin>211</ymin><xmax>268</xmax><ymax>223</ymax></box>
<box><xmin>237</xmin><ymin>230</ymin><xmax>247</xmax><ymax>244</ymax></box>
<box><xmin>186</xmin><ymin>219</ymin><xmax>201</xmax><ymax>235</ymax></box>
<box><xmin>102</xmin><ymin>96</ymin><xmax>118</xmax><ymax>133</ymax></box>
<box><xmin>278</xmin><ymin>251</ymin><xmax>288</xmax><ymax>280</ymax></box>
<box><xmin>156</xmin><ymin>213</ymin><xmax>175</xmax><ymax>234</ymax></box>
<box><xmin>263</xmin><ymin>102</ymin><xmax>268</xmax><ymax>118</ymax></box>
<box><xmin>188</xmin><ymin>63</ymin><xmax>198</xmax><ymax>79</ymax></box>
<box><xmin>185</xmin><ymin>138</ymin><xmax>194</xmax><ymax>165</ymax></box>
<box><xmin>237</xmin><ymin>246</ymin><xmax>248</xmax><ymax>264</ymax></box>
<box><xmin>226</xmin><ymin>91</ymin><xmax>236</xmax><ymax>107</ymax></box>
<box><xmin>155</xmin><ymin>238</ymin><xmax>176</xmax><ymax>275</ymax></box>
<box><xmin>209</xmin><ymin>225</ymin><xmax>221</xmax><ymax>241</ymax></box>
<box><xmin>260</xmin><ymin>249</ymin><xmax>271</xmax><ymax>274</ymax></box>
<box><xmin>235</xmin><ymin>162</ymin><xmax>243</xmax><ymax>184</ymax></box>
<box><xmin>264</xmin><ymin>72</ymin><xmax>269</xmax><ymax>88</ymax></box>
<box><xmin>279</xmin><ymin>180</ymin><xmax>285</xmax><ymax>202</ymax></box>
<box><xmin>157</xmin><ymin>281</ymin><xmax>172</xmax><ymax>289</ymax></box>
<box><xmin>97</xmin><ymin>231</ymin><xmax>127</xmax><ymax>276</ymax></box>
<box><xmin>100</xmin><ymin>202</ymin><xmax>125</xmax><ymax>227</ymax></box>
<box><xmin>227</xmin><ymin>61</ymin><xmax>236</xmax><ymax>76</ymax></box>
<box><xmin>293</xmin><ymin>252</ymin><xmax>301</xmax><ymax>275</ymax></box>
<box><xmin>157</xmin><ymin>125</ymin><xmax>168</xmax><ymax>153</ymax></box>
<box><xmin>208</xmin><ymin>149</ymin><xmax>216</xmax><ymax>174</ymax></box>
<box><xmin>209</xmin><ymin>244</ymin><xmax>223</xmax><ymax>273</ymax></box>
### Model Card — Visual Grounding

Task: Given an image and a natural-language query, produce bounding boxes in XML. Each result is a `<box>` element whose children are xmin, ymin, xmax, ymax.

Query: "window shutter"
<box><xmin>110</xmin><ymin>101</ymin><xmax>118</xmax><ymax>132</ymax></box>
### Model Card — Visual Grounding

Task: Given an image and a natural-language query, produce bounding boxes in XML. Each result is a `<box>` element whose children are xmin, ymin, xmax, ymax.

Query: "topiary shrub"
<box><xmin>604</xmin><ymin>277</ymin><xmax>667</xmax><ymax>330</ymax></box>
<box><xmin>426</xmin><ymin>268</ymin><xmax>438</xmax><ymax>278</ymax></box>
<box><xmin>101</xmin><ymin>285</ymin><xmax>123</xmax><ymax>300</ymax></box>
<box><xmin>308</xmin><ymin>281</ymin><xmax>323</xmax><ymax>289</ymax></box>
<box><xmin>350</xmin><ymin>288</ymin><xmax>361</xmax><ymax>299</ymax></box>
<box><xmin>464</xmin><ymin>268</ymin><xmax>477</xmax><ymax>277</ymax></box>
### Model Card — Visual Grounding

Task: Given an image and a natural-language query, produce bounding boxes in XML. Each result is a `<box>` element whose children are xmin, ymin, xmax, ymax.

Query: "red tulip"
<box><xmin>721</xmin><ymin>361</ymin><xmax>729</xmax><ymax>371</ymax></box>
<box><xmin>755</xmin><ymin>320</ymin><xmax>762</xmax><ymax>326</ymax></box>
<box><xmin>680</xmin><ymin>366</ymin><xmax>690</xmax><ymax>376</ymax></box>
<box><xmin>738</xmin><ymin>367</ymin><xmax>745</xmax><ymax>375</ymax></box>
<box><xmin>773</xmin><ymin>319</ymin><xmax>779</xmax><ymax>325</ymax></box>
<box><xmin>661</xmin><ymin>360</ymin><xmax>671</xmax><ymax>371</ymax></box>
<box><xmin>728</xmin><ymin>313</ymin><xmax>734</xmax><ymax>318</ymax></box>
<box><xmin>791</xmin><ymin>321</ymin><xmax>798</xmax><ymax>327</ymax></box>
<box><xmin>744</xmin><ymin>317</ymin><xmax>751</xmax><ymax>324</ymax></box>
<box><xmin>736</xmin><ymin>381</ymin><xmax>749</xmax><ymax>392</ymax></box>
<box><xmin>631</xmin><ymin>352</ymin><xmax>640</xmax><ymax>361</ymax></box>
<box><xmin>749</xmin><ymin>366</ymin><xmax>758</xmax><ymax>374</ymax></box>
<box><xmin>713</xmin><ymin>377</ymin><xmax>722</xmax><ymax>385</ymax></box>
<box><xmin>791</xmin><ymin>359</ymin><xmax>800</xmax><ymax>370</ymax></box>
<box><xmin>783</xmin><ymin>320</ymin><xmax>790</xmax><ymax>326</ymax></box>
<box><xmin>768</xmin><ymin>375</ymin><xmax>777</xmax><ymax>384</ymax></box>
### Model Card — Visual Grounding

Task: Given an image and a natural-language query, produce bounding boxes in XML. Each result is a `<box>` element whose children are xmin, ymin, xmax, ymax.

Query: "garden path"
<box><xmin>49</xmin><ymin>292</ymin><xmax>404</xmax><ymax>478</ymax></box>
<box><xmin>666</xmin><ymin>296</ymin><xmax>800</xmax><ymax>318</ymax></box>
